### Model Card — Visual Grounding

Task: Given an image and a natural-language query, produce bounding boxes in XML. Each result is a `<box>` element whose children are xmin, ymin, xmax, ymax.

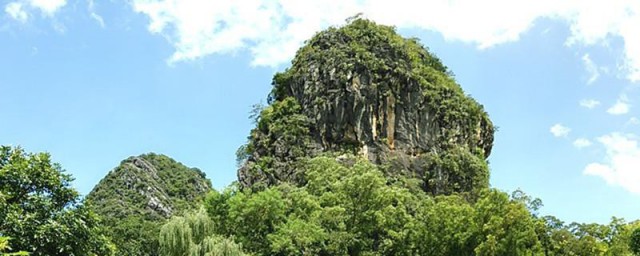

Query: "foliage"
<box><xmin>416</xmin><ymin>147</ymin><xmax>489</xmax><ymax>197</ymax></box>
<box><xmin>205</xmin><ymin>155</ymin><xmax>640</xmax><ymax>256</ymax></box>
<box><xmin>210</xmin><ymin>156</ymin><xmax>554</xmax><ymax>255</ymax></box>
<box><xmin>472</xmin><ymin>189</ymin><xmax>538</xmax><ymax>255</ymax></box>
<box><xmin>0</xmin><ymin>237</ymin><xmax>28</xmax><ymax>255</ymax></box>
<box><xmin>0</xmin><ymin>146</ymin><xmax>115</xmax><ymax>256</ymax></box>
<box><xmin>158</xmin><ymin>208</ymin><xmax>247</xmax><ymax>256</ymax></box>
<box><xmin>237</xmin><ymin>97</ymin><xmax>314</xmax><ymax>188</ymax></box>
<box><xmin>630</xmin><ymin>227</ymin><xmax>640</xmax><ymax>255</ymax></box>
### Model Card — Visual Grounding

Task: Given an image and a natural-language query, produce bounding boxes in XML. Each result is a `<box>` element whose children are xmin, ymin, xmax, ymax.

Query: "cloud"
<box><xmin>607</xmin><ymin>95</ymin><xmax>631</xmax><ymax>115</ymax></box>
<box><xmin>573</xmin><ymin>138</ymin><xmax>592</xmax><ymax>148</ymax></box>
<box><xmin>28</xmin><ymin>0</ymin><xmax>66</xmax><ymax>17</ymax></box>
<box><xmin>88</xmin><ymin>0</ymin><xmax>105</xmax><ymax>28</ymax></box>
<box><xmin>90</xmin><ymin>13</ymin><xmax>105</xmax><ymax>28</ymax></box>
<box><xmin>132</xmin><ymin>0</ymin><xmax>362</xmax><ymax>65</ymax></box>
<box><xmin>131</xmin><ymin>0</ymin><xmax>555</xmax><ymax>65</ymax></box>
<box><xmin>584</xmin><ymin>133</ymin><xmax>640</xmax><ymax>195</ymax></box>
<box><xmin>550</xmin><ymin>123</ymin><xmax>571</xmax><ymax>137</ymax></box>
<box><xmin>582</xmin><ymin>54</ymin><xmax>599</xmax><ymax>84</ymax></box>
<box><xmin>579</xmin><ymin>99</ymin><xmax>600</xmax><ymax>109</ymax></box>
<box><xmin>629</xmin><ymin>117</ymin><xmax>640</xmax><ymax>125</ymax></box>
<box><xmin>562</xmin><ymin>0</ymin><xmax>640</xmax><ymax>82</ymax></box>
<box><xmin>5</xmin><ymin>2</ymin><xmax>28</xmax><ymax>23</ymax></box>
<box><xmin>4</xmin><ymin>0</ymin><xmax>66</xmax><ymax>22</ymax></box>
<box><xmin>129</xmin><ymin>0</ymin><xmax>640</xmax><ymax>81</ymax></box>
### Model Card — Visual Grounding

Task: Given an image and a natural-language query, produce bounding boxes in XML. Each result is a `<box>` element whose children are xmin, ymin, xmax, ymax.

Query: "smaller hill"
<box><xmin>86</xmin><ymin>153</ymin><xmax>212</xmax><ymax>255</ymax></box>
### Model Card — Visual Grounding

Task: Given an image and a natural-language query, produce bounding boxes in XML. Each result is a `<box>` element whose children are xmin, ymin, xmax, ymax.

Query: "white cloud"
<box><xmin>28</xmin><ymin>0</ymin><xmax>66</xmax><ymax>17</ymax></box>
<box><xmin>4</xmin><ymin>0</ymin><xmax>66</xmax><ymax>22</ymax></box>
<box><xmin>90</xmin><ymin>13</ymin><xmax>105</xmax><ymax>28</ymax></box>
<box><xmin>584</xmin><ymin>133</ymin><xmax>640</xmax><ymax>195</ymax></box>
<box><xmin>88</xmin><ymin>0</ymin><xmax>105</xmax><ymax>28</ymax></box>
<box><xmin>129</xmin><ymin>0</ymin><xmax>640</xmax><ymax>81</ymax></box>
<box><xmin>607</xmin><ymin>95</ymin><xmax>631</xmax><ymax>115</ymax></box>
<box><xmin>550</xmin><ymin>123</ymin><xmax>571</xmax><ymax>137</ymax></box>
<box><xmin>573</xmin><ymin>138</ymin><xmax>592</xmax><ymax>148</ymax></box>
<box><xmin>562</xmin><ymin>0</ymin><xmax>640</xmax><ymax>82</ymax></box>
<box><xmin>5</xmin><ymin>2</ymin><xmax>28</xmax><ymax>23</ymax></box>
<box><xmin>629</xmin><ymin>117</ymin><xmax>640</xmax><ymax>125</ymax></box>
<box><xmin>582</xmin><ymin>53</ymin><xmax>600</xmax><ymax>84</ymax></box>
<box><xmin>132</xmin><ymin>0</ymin><xmax>362</xmax><ymax>65</ymax></box>
<box><xmin>580</xmin><ymin>99</ymin><xmax>600</xmax><ymax>109</ymax></box>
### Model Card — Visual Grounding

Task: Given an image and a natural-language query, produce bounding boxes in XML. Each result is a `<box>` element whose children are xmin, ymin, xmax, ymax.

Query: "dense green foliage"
<box><xmin>208</xmin><ymin>156</ymin><xmax>639</xmax><ymax>255</ymax></box>
<box><xmin>2</xmin><ymin>145</ymin><xmax>638</xmax><ymax>255</ymax></box>
<box><xmin>86</xmin><ymin>153</ymin><xmax>212</xmax><ymax>256</ymax></box>
<box><xmin>630</xmin><ymin>227</ymin><xmax>640</xmax><ymax>255</ymax></box>
<box><xmin>158</xmin><ymin>208</ymin><xmax>247</xmax><ymax>256</ymax></box>
<box><xmin>0</xmin><ymin>236</ymin><xmax>28</xmax><ymax>255</ymax></box>
<box><xmin>0</xmin><ymin>146</ymin><xmax>115</xmax><ymax>255</ymax></box>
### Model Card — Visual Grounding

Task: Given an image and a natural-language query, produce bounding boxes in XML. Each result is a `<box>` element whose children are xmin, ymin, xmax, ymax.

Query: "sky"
<box><xmin>1</xmin><ymin>0</ymin><xmax>639</xmax><ymax>224</ymax></box>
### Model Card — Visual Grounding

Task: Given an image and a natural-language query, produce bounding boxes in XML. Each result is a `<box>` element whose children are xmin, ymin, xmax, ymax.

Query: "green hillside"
<box><xmin>86</xmin><ymin>153</ymin><xmax>211</xmax><ymax>255</ymax></box>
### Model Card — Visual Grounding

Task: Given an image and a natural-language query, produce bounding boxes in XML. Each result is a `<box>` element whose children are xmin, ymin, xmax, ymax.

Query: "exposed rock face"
<box><xmin>238</xmin><ymin>19</ymin><xmax>494</xmax><ymax>195</ymax></box>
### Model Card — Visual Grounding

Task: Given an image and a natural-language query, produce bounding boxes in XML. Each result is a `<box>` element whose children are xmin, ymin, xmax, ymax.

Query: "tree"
<box><xmin>413</xmin><ymin>195</ymin><xmax>476</xmax><ymax>256</ymax></box>
<box><xmin>159</xmin><ymin>208</ymin><xmax>246</xmax><ymax>256</ymax></box>
<box><xmin>227</xmin><ymin>187</ymin><xmax>287</xmax><ymax>254</ymax></box>
<box><xmin>0</xmin><ymin>146</ymin><xmax>115</xmax><ymax>255</ymax></box>
<box><xmin>473</xmin><ymin>189</ymin><xmax>539</xmax><ymax>256</ymax></box>
<box><xmin>630</xmin><ymin>227</ymin><xmax>640</xmax><ymax>256</ymax></box>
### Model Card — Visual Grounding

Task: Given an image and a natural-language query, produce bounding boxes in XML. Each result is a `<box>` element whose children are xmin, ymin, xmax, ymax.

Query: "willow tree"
<box><xmin>158</xmin><ymin>208</ymin><xmax>246</xmax><ymax>256</ymax></box>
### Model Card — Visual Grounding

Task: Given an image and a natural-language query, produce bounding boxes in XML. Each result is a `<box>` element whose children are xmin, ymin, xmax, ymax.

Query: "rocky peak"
<box><xmin>238</xmin><ymin>19</ymin><xmax>494</xmax><ymax>195</ymax></box>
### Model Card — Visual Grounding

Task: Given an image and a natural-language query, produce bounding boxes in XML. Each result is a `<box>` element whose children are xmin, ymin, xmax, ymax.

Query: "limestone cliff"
<box><xmin>238</xmin><ymin>19</ymin><xmax>494</xmax><ymax>195</ymax></box>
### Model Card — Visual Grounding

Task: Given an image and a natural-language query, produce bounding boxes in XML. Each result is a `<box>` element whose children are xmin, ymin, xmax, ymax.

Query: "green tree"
<box><xmin>473</xmin><ymin>189</ymin><xmax>539</xmax><ymax>256</ymax></box>
<box><xmin>159</xmin><ymin>208</ymin><xmax>246</xmax><ymax>256</ymax></box>
<box><xmin>630</xmin><ymin>227</ymin><xmax>640</xmax><ymax>255</ymax></box>
<box><xmin>413</xmin><ymin>195</ymin><xmax>476</xmax><ymax>255</ymax></box>
<box><xmin>0</xmin><ymin>146</ymin><xmax>115</xmax><ymax>256</ymax></box>
<box><xmin>227</xmin><ymin>187</ymin><xmax>287</xmax><ymax>254</ymax></box>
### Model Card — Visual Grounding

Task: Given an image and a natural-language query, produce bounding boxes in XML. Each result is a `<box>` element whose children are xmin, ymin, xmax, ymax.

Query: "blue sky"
<box><xmin>1</xmin><ymin>0</ymin><xmax>639</xmax><ymax>224</ymax></box>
